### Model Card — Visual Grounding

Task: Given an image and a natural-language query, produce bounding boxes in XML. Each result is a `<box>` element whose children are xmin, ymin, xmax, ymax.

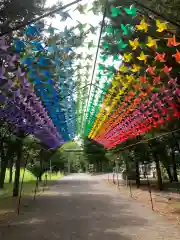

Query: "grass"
<box><xmin>0</xmin><ymin>168</ymin><xmax>63</xmax><ymax>198</ymax></box>
<box><xmin>0</xmin><ymin>169</ymin><xmax>63</xmax><ymax>219</ymax></box>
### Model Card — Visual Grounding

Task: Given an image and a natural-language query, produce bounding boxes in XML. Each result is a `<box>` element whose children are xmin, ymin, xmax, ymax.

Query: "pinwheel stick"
<box><xmin>0</xmin><ymin>0</ymin><xmax>83</xmax><ymax>36</ymax></box>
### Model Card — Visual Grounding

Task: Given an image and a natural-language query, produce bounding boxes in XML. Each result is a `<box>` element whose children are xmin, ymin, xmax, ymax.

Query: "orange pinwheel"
<box><xmin>173</xmin><ymin>49</ymin><xmax>180</xmax><ymax>63</ymax></box>
<box><xmin>161</xmin><ymin>65</ymin><xmax>172</xmax><ymax>73</ymax></box>
<box><xmin>139</xmin><ymin>92</ymin><xmax>147</xmax><ymax>98</ymax></box>
<box><xmin>146</xmin><ymin>66</ymin><xmax>156</xmax><ymax>75</ymax></box>
<box><xmin>167</xmin><ymin>35</ymin><xmax>180</xmax><ymax>47</ymax></box>
<box><xmin>155</xmin><ymin>52</ymin><xmax>166</xmax><ymax>62</ymax></box>
<box><xmin>140</xmin><ymin>75</ymin><xmax>148</xmax><ymax>83</ymax></box>
<box><xmin>146</xmin><ymin>85</ymin><xmax>153</xmax><ymax>93</ymax></box>
<box><xmin>133</xmin><ymin>83</ymin><xmax>141</xmax><ymax>90</ymax></box>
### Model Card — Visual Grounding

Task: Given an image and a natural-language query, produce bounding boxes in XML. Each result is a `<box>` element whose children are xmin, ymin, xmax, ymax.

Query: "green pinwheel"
<box><xmin>87</xmin><ymin>40</ymin><xmax>96</xmax><ymax>49</ymax></box>
<box><xmin>113</xmin><ymin>55</ymin><xmax>119</xmax><ymax>61</ymax></box>
<box><xmin>97</xmin><ymin>72</ymin><xmax>102</xmax><ymax>79</ymax></box>
<box><xmin>105</xmin><ymin>26</ymin><xmax>114</xmax><ymax>34</ymax></box>
<box><xmin>75</xmin><ymin>21</ymin><xmax>87</xmax><ymax>34</ymax></box>
<box><xmin>117</xmin><ymin>39</ymin><xmax>128</xmax><ymax>49</ymax></box>
<box><xmin>88</xmin><ymin>24</ymin><xmax>98</xmax><ymax>34</ymax></box>
<box><xmin>107</xmin><ymin>65</ymin><xmax>115</xmax><ymax>72</ymax></box>
<box><xmin>124</xmin><ymin>6</ymin><xmax>137</xmax><ymax>16</ymax></box>
<box><xmin>107</xmin><ymin>72</ymin><xmax>113</xmax><ymax>79</ymax></box>
<box><xmin>75</xmin><ymin>4</ymin><xmax>88</xmax><ymax>14</ymax></box>
<box><xmin>98</xmin><ymin>64</ymin><xmax>105</xmax><ymax>71</ymax></box>
<box><xmin>120</xmin><ymin>24</ymin><xmax>129</xmax><ymax>36</ymax></box>
<box><xmin>85</xmin><ymin>54</ymin><xmax>93</xmax><ymax>61</ymax></box>
<box><xmin>111</xmin><ymin>7</ymin><xmax>122</xmax><ymax>17</ymax></box>
<box><xmin>103</xmin><ymin>41</ymin><xmax>110</xmax><ymax>49</ymax></box>
<box><xmin>100</xmin><ymin>55</ymin><xmax>108</xmax><ymax>62</ymax></box>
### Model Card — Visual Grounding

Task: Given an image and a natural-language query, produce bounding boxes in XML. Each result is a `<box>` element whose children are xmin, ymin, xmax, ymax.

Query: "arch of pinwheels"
<box><xmin>0</xmin><ymin>0</ymin><xmax>180</xmax><ymax>151</ymax></box>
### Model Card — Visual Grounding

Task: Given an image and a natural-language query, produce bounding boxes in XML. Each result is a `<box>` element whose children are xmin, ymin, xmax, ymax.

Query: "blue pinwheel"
<box><xmin>31</xmin><ymin>41</ymin><xmax>44</xmax><ymax>51</ymax></box>
<box><xmin>13</xmin><ymin>39</ymin><xmax>25</xmax><ymax>53</ymax></box>
<box><xmin>37</xmin><ymin>56</ymin><xmax>47</xmax><ymax>67</ymax></box>
<box><xmin>25</xmin><ymin>25</ymin><xmax>40</xmax><ymax>37</ymax></box>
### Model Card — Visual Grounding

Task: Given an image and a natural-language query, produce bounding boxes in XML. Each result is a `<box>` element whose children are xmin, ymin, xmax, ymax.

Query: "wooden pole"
<box><xmin>145</xmin><ymin>164</ymin><xmax>154</xmax><ymax>211</ymax></box>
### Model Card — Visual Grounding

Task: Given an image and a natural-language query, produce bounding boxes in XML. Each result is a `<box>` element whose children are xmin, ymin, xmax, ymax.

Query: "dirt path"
<box><xmin>0</xmin><ymin>173</ymin><xmax>180</xmax><ymax>240</ymax></box>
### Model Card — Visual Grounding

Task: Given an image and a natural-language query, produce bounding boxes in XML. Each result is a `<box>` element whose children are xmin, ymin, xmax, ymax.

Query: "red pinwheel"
<box><xmin>174</xmin><ymin>111</ymin><xmax>180</xmax><ymax>118</ymax></box>
<box><xmin>173</xmin><ymin>49</ymin><xmax>180</xmax><ymax>63</ymax></box>
<box><xmin>161</xmin><ymin>65</ymin><xmax>172</xmax><ymax>73</ymax></box>
<box><xmin>153</xmin><ymin>75</ymin><xmax>161</xmax><ymax>84</ymax></box>
<box><xmin>167</xmin><ymin>35</ymin><xmax>180</xmax><ymax>47</ymax></box>
<box><xmin>155</xmin><ymin>52</ymin><xmax>166</xmax><ymax>62</ymax></box>
<box><xmin>140</xmin><ymin>75</ymin><xmax>148</xmax><ymax>83</ymax></box>
<box><xmin>146</xmin><ymin>66</ymin><xmax>156</xmax><ymax>75</ymax></box>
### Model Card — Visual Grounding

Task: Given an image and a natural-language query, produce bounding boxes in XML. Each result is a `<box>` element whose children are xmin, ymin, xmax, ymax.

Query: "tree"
<box><xmin>12</xmin><ymin>131</ymin><xmax>25</xmax><ymax>197</ymax></box>
<box><xmin>84</xmin><ymin>138</ymin><xmax>108</xmax><ymax>172</ymax></box>
<box><xmin>0</xmin><ymin>121</ymin><xmax>17</xmax><ymax>188</ymax></box>
<box><xmin>0</xmin><ymin>0</ymin><xmax>50</xmax><ymax>35</ymax></box>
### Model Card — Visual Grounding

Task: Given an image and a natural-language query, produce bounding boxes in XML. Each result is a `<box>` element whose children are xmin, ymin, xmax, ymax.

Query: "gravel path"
<box><xmin>0</xmin><ymin>173</ymin><xmax>180</xmax><ymax>240</ymax></box>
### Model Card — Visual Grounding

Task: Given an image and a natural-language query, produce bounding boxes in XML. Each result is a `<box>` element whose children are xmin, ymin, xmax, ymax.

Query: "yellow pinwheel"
<box><xmin>123</xmin><ymin>52</ymin><xmax>132</xmax><ymax>62</ymax></box>
<box><xmin>129</xmin><ymin>38</ymin><xmax>139</xmax><ymax>50</ymax></box>
<box><xmin>115</xmin><ymin>75</ymin><xmax>122</xmax><ymax>82</ymax></box>
<box><xmin>146</xmin><ymin>36</ymin><xmax>157</xmax><ymax>48</ymax></box>
<box><xmin>156</xmin><ymin>20</ymin><xmax>167</xmax><ymax>32</ymax></box>
<box><xmin>131</xmin><ymin>64</ymin><xmax>141</xmax><ymax>73</ymax></box>
<box><xmin>136</xmin><ymin>19</ymin><xmax>149</xmax><ymax>32</ymax></box>
<box><xmin>126</xmin><ymin>74</ymin><xmax>134</xmax><ymax>82</ymax></box>
<box><xmin>119</xmin><ymin>89</ymin><xmax>124</xmax><ymax>95</ymax></box>
<box><xmin>137</xmin><ymin>51</ymin><xmax>147</xmax><ymax>63</ymax></box>
<box><xmin>119</xmin><ymin>64</ymin><xmax>127</xmax><ymax>72</ymax></box>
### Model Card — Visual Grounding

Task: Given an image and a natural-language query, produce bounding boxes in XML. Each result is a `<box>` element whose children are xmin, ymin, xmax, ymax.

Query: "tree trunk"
<box><xmin>9</xmin><ymin>159</ymin><xmax>13</xmax><ymax>183</ymax></box>
<box><xmin>0</xmin><ymin>142</ymin><xmax>14</xmax><ymax>188</ymax></box>
<box><xmin>171</xmin><ymin>133</ymin><xmax>179</xmax><ymax>182</ymax></box>
<box><xmin>135</xmin><ymin>160</ymin><xmax>140</xmax><ymax>188</ymax></box>
<box><xmin>163</xmin><ymin>163</ymin><xmax>173</xmax><ymax>182</ymax></box>
<box><xmin>171</xmin><ymin>151</ymin><xmax>178</xmax><ymax>182</ymax></box>
<box><xmin>155</xmin><ymin>156</ymin><xmax>163</xmax><ymax>190</ymax></box>
<box><xmin>13</xmin><ymin>133</ymin><xmax>24</xmax><ymax>197</ymax></box>
<box><xmin>0</xmin><ymin>159</ymin><xmax>8</xmax><ymax>188</ymax></box>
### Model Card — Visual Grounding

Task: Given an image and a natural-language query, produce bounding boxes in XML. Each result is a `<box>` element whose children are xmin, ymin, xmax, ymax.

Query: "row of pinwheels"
<box><xmin>0</xmin><ymin>2</ymin><xmax>102</xmax><ymax>148</ymax></box>
<box><xmin>87</xmin><ymin>5</ymin><xmax>180</xmax><ymax>149</ymax></box>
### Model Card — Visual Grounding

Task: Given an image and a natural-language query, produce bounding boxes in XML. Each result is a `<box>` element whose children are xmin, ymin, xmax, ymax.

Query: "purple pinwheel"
<box><xmin>8</xmin><ymin>55</ymin><xmax>18</xmax><ymax>68</ymax></box>
<box><xmin>16</xmin><ymin>67</ymin><xmax>25</xmax><ymax>77</ymax></box>
<box><xmin>0</xmin><ymin>66</ymin><xmax>7</xmax><ymax>82</ymax></box>
<box><xmin>0</xmin><ymin>37</ymin><xmax>9</xmax><ymax>51</ymax></box>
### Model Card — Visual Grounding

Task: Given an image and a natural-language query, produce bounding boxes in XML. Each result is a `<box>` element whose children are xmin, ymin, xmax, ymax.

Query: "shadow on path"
<box><xmin>0</xmin><ymin>174</ymin><xmax>180</xmax><ymax>239</ymax></box>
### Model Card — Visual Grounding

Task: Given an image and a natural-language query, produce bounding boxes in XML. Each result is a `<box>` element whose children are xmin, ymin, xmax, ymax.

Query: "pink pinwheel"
<box><xmin>146</xmin><ymin>99</ymin><xmax>152</xmax><ymax>105</ymax></box>
<box><xmin>168</xmin><ymin>78</ymin><xmax>177</xmax><ymax>86</ymax></box>
<box><xmin>174</xmin><ymin>88</ymin><xmax>180</xmax><ymax>97</ymax></box>
<box><xmin>156</xmin><ymin>100</ymin><xmax>163</xmax><ymax>108</ymax></box>
<box><xmin>151</xmin><ymin>93</ymin><xmax>159</xmax><ymax>101</ymax></box>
